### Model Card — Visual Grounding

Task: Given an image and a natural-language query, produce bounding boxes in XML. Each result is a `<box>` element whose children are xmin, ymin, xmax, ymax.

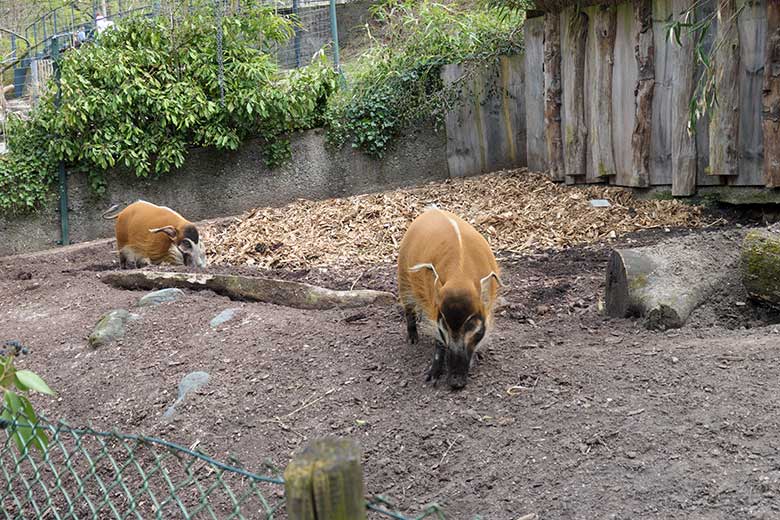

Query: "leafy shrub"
<box><xmin>0</xmin><ymin>1</ymin><xmax>338</xmax><ymax>213</ymax></box>
<box><xmin>325</xmin><ymin>0</ymin><xmax>524</xmax><ymax>158</ymax></box>
<box><xmin>0</xmin><ymin>341</ymin><xmax>55</xmax><ymax>454</ymax></box>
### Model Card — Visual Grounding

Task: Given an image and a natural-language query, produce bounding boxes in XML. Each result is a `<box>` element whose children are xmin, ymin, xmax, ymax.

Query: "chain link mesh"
<box><xmin>0</xmin><ymin>407</ymin><xmax>459</xmax><ymax>519</ymax></box>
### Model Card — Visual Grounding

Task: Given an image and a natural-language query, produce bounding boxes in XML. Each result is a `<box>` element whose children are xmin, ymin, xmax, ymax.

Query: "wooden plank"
<box><xmin>732</xmin><ymin>0</ymin><xmax>767</xmax><ymax>186</ymax></box>
<box><xmin>708</xmin><ymin>0</ymin><xmax>740</xmax><ymax>177</ymax></box>
<box><xmin>480</xmin><ymin>55</ymin><xmax>526</xmax><ymax>172</ymax></box>
<box><xmin>588</xmin><ymin>5</ymin><xmax>618</xmax><ymax>181</ymax></box>
<box><xmin>525</xmin><ymin>16</ymin><xmax>548</xmax><ymax>172</ymax></box>
<box><xmin>650</xmin><ymin>0</ymin><xmax>673</xmax><ymax>185</ymax></box>
<box><xmin>443</xmin><ymin>63</ymin><xmax>482</xmax><ymax>178</ymax></box>
<box><xmin>670</xmin><ymin>0</ymin><xmax>698</xmax><ymax>196</ymax></box>
<box><xmin>612</xmin><ymin>0</ymin><xmax>649</xmax><ymax>187</ymax></box>
<box><xmin>695</xmin><ymin>0</ymin><xmax>721</xmax><ymax>186</ymax></box>
<box><xmin>543</xmin><ymin>12</ymin><xmax>564</xmax><ymax>180</ymax></box>
<box><xmin>502</xmin><ymin>55</ymin><xmax>527</xmax><ymax>169</ymax></box>
<box><xmin>561</xmin><ymin>7</ymin><xmax>589</xmax><ymax>183</ymax></box>
<box><xmin>765</xmin><ymin>0</ymin><xmax>780</xmax><ymax>188</ymax></box>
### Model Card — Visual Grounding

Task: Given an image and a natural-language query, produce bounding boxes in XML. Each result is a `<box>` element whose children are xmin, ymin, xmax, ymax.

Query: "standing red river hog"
<box><xmin>397</xmin><ymin>208</ymin><xmax>502</xmax><ymax>389</ymax></box>
<box><xmin>101</xmin><ymin>200</ymin><xmax>207</xmax><ymax>269</ymax></box>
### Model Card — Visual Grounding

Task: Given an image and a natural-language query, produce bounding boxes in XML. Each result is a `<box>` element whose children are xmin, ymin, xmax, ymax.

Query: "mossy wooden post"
<box><xmin>741</xmin><ymin>229</ymin><xmax>780</xmax><ymax>307</ymax></box>
<box><xmin>561</xmin><ymin>7</ymin><xmax>588</xmax><ymax>184</ymax></box>
<box><xmin>284</xmin><ymin>438</ymin><xmax>366</xmax><ymax>520</ymax></box>
<box><xmin>670</xmin><ymin>0</ymin><xmax>697</xmax><ymax>196</ymax></box>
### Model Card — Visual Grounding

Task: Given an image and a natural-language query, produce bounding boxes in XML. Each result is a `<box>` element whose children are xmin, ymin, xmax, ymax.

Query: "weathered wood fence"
<box><xmin>524</xmin><ymin>0</ymin><xmax>779</xmax><ymax>195</ymax></box>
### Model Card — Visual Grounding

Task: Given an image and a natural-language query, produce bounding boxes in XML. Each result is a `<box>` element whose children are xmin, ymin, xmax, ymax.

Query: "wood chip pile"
<box><xmin>203</xmin><ymin>169</ymin><xmax>708</xmax><ymax>269</ymax></box>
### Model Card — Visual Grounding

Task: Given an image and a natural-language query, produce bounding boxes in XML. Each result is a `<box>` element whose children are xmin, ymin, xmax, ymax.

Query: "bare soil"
<box><xmin>3</xmin><ymin>225</ymin><xmax>780</xmax><ymax>519</ymax></box>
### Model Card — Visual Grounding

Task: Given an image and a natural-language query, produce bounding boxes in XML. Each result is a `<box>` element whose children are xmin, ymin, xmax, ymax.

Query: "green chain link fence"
<box><xmin>0</xmin><ymin>408</ymin><xmax>449</xmax><ymax>520</ymax></box>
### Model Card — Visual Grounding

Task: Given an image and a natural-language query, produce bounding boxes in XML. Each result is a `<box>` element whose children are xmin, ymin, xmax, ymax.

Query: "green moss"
<box><xmin>629</xmin><ymin>273</ymin><xmax>648</xmax><ymax>290</ymax></box>
<box><xmin>742</xmin><ymin>231</ymin><xmax>780</xmax><ymax>303</ymax></box>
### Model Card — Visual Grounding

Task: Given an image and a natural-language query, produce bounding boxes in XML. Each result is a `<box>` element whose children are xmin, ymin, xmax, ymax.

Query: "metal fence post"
<box><xmin>329</xmin><ymin>0</ymin><xmax>341</xmax><ymax>76</ymax></box>
<box><xmin>293</xmin><ymin>0</ymin><xmax>301</xmax><ymax>68</ymax></box>
<box><xmin>51</xmin><ymin>38</ymin><xmax>69</xmax><ymax>247</ymax></box>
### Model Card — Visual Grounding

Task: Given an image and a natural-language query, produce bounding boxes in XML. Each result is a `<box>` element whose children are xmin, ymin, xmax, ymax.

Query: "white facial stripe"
<box><xmin>447</xmin><ymin>217</ymin><xmax>463</xmax><ymax>249</ymax></box>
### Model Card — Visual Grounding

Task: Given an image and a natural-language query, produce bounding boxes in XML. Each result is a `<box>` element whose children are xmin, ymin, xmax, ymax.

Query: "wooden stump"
<box><xmin>741</xmin><ymin>229</ymin><xmax>780</xmax><ymax>307</ymax></box>
<box><xmin>605</xmin><ymin>231</ymin><xmax>743</xmax><ymax>330</ymax></box>
<box><xmin>284</xmin><ymin>438</ymin><xmax>366</xmax><ymax>520</ymax></box>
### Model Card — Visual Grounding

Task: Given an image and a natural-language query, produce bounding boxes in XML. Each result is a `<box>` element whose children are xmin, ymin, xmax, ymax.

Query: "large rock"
<box><xmin>88</xmin><ymin>309</ymin><xmax>137</xmax><ymax>348</ymax></box>
<box><xmin>741</xmin><ymin>228</ymin><xmax>780</xmax><ymax>307</ymax></box>
<box><xmin>137</xmin><ymin>288</ymin><xmax>185</xmax><ymax>307</ymax></box>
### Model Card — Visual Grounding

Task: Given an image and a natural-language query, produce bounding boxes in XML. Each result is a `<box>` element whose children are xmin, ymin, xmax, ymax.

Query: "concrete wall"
<box><xmin>0</xmin><ymin>126</ymin><xmax>448</xmax><ymax>257</ymax></box>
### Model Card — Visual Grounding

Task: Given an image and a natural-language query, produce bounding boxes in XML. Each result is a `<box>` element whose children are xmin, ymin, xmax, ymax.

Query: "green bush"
<box><xmin>325</xmin><ymin>0</ymin><xmax>524</xmax><ymax>158</ymax></box>
<box><xmin>0</xmin><ymin>1</ymin><xmax>338</xmax><ymax>214</ymax></box>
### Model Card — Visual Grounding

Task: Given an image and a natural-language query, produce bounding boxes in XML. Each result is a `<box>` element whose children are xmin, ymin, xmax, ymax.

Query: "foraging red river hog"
<box><xmin>102</xmin><ymin>200</ymin><xmax>207</xmax><ymax>269</ymax></box>
<box><xmin>397</xmin><ymin>208</ymin><xmax>502</xmax><ymax>389</ymax></box>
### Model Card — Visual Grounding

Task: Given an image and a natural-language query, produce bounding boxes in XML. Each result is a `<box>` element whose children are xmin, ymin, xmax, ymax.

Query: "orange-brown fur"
<box><xmin>113</xmin><ymin>201</ymin><xmax>191</xmax><ymax>265</ymax></box>
<box><xmin>398</xmin><ymin>208</ymin><xmax>500</xmax><ymax>328</ymax></box>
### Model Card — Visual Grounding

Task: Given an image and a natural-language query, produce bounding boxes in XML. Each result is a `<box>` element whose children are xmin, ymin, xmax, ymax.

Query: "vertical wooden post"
<box><xmin>670</xmin><ymin>0</ymin><xmax>698</xmax><ymax>196</ymax></box>
<box><xmin>630</xmin><ymin>0</ymin><xmax>654</xmax><ymax>187</ymax></box>
<box><xmin>589</xmin><ymin>6</ymin><xmax>618</xmax><ymax>180</ymax></box>
<box><xmin>543</xmin><ymin>12</ymin><xmax>564</xmax><ymax>181</ymax></box>
<box><xmin>764</xmin><ymin>0</ymin><xmax>780</xmax><ymax>188</ymax></box>
<box><xmin>562</xmin><ymin>8</ymin><xmax>588</xmax><ymax>183</ymax></box>
<box><xmin>284</xmin><ymin>438</ymin><xmax>366</xmax><ymax>520</ymax></box>
<box><xmin>708</xmin><ymin>0</ymin><xmax>740</xmax><ymax>177</ymax></box>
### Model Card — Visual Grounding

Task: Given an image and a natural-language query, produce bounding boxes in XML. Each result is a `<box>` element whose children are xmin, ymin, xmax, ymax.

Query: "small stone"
<box><xmin>672</xmin><ymin>356</ymin><xmax>679</xmax><ymax>363</ymax></box>
<box><xmin>138</xmin><ymin>288</ymin><xmax>185</xmax><ymax>307</ymax></box>
<box><xmin>210</xmin><ymin>308</ymin><xmax>239</xmax><ymax>328</ymax></box>
<box><xmin>162</xmin><ymin>371</ymin><xmax>210</xmax><ymax>420</ymax></box>
<box><xmin>535</xmin><ymin>304</ymin><xmax>550</xmax><ymax>315</ymax></box>
<box><xmin>88</xmin><ymin>309</ymin><xmax>138</xmax><ymax>348</ymax></box>
<box><xmin>625</xmin><ymin>451</ymin><xmax>638</xmax><ymax>459</ymax></box>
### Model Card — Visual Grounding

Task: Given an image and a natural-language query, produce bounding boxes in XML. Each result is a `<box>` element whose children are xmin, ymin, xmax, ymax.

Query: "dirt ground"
<box><xmin>3</xmin><ymin>219</ymin><xmax>780</xmax><ymax>519</ymax></box>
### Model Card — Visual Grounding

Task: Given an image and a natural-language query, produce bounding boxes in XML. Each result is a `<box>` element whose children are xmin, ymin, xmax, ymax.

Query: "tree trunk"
<box><xmin>670</xmin><ymin>0</ymin><xmax>698</xmax><ymax>196</ymax></box>
<box><xmin>708</xmin><ymin>0</ymin><xmax>740</xmax><ymax>177</ymax></box>
<box><xmin>764</xmin><ymin>0</ymin><xmax>780</xmax><ymax>188</ymax></box>
<box><xmin>630</xmin><ymin>0</ymin><xmax>654</xmax><ymax>187</ymax></box>
<box><xmin>741</xmin><ymin>228</ymin><xmax>780</xmax><ymax>307</ymax></box>
<box><xmin>589</xmin><ymin>6</ymin><xmax>618</xmax><ymax>180</ymax></box>
<box><xmin>544</xmin><ymin>12</ymin><xmax>564</xmax><ymax>181</ymax></box>
<box><xmin>562</xmin><ymin>8</ymin><xmax>588</xmax><ymax>183</ymax></box>
<box><xmin>101</xmin><ymin>270</ymin><xmax>396</xmax><ymax>310</ymax></box>
<box><xmin>605</xmin><ymin>230</ymin><xmax>743</xmax><ymax>330</ymax></box>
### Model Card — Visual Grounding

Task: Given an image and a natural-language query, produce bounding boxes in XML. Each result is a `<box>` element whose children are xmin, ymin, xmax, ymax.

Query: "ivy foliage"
<box><xmin>325</xmin><ymin>0</ymin><xmax>524</xmax><ymax>158</ymax></box>
<box><xmin>0</xmin><ymin>1</ymin><xmax>338</xmax><ymax>214</ymax></box>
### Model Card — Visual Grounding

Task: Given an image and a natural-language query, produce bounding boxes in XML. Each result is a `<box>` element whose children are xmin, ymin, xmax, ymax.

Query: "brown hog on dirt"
<box><xmin>397</xmin><ymin>208</ymin><xmax>502</xmax><ymax>389</ymax></box>
<box><xmin>102</xmin><ymin>200</ymin><xmax>207</xmax><ymax>269</ymax></box>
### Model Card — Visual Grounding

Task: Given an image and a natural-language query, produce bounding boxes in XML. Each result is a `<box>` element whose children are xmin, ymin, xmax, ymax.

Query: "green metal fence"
<box><xmin>0</xmin><ymin>409</ymin><xmax>448</xmax><ymax>519</ymax></box>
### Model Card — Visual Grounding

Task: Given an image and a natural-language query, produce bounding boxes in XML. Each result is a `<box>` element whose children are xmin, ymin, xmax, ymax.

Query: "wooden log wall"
<box><xmin>527</xmin><ymin>0</ymin><xmax>776</xmax><ymax>193</ymax></box>
<box><xmin>443</xmin><ymin>54</ymin><xmax>526</xmax><ymax>178</ymax></box>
